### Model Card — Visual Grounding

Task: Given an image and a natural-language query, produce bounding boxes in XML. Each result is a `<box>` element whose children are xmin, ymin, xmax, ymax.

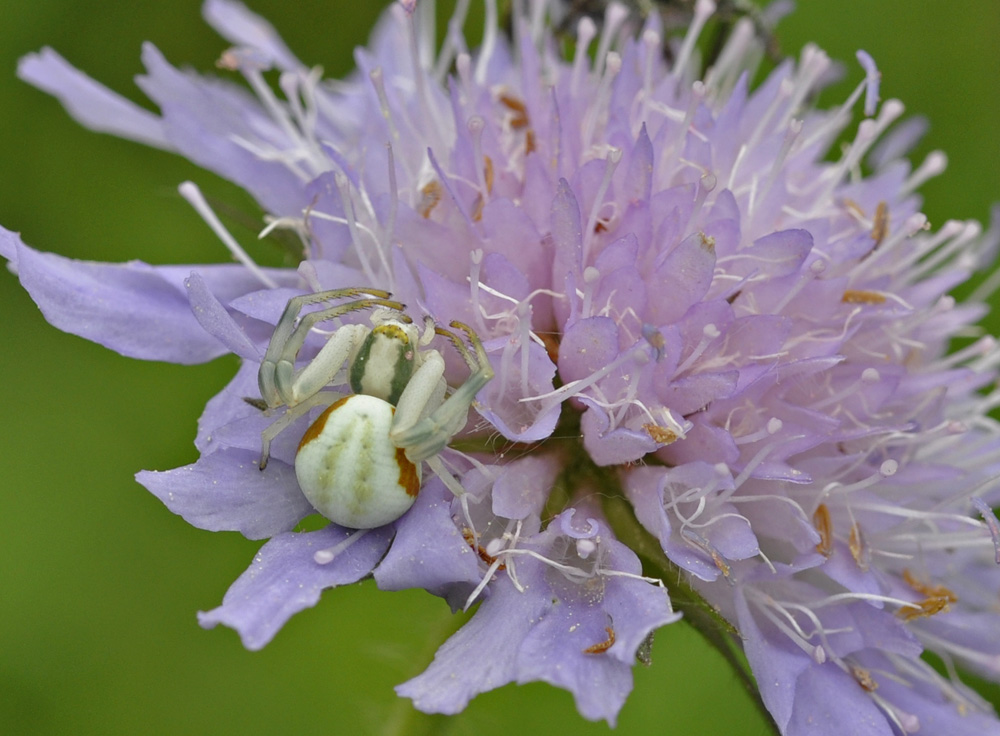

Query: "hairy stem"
<box><xmin>602</xmin><ymin>493</ymin><xmax>781</xmax><ymax>736</ymax></box>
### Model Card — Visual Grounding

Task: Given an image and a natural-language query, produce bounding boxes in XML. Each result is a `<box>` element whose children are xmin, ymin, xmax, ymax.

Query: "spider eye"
<box><xmin>349</xmin><ymin>323</ymin><xmax>415</xmax><ymax>404</ymax></box>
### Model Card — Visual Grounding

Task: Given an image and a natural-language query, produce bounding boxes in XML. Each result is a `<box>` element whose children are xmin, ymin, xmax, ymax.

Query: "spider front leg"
<box><xmin>388</xmin><ymin>321</ymin><xmax>494</xmax><ymax>527</ymax></box>
<box><xmin>390</xmin><ymin>321</ymin><xmax>494</xmax><ymax>464</ymax></box>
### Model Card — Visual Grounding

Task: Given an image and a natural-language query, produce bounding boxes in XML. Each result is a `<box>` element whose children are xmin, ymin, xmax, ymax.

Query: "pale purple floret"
<box><xmin>7</xmin><ymin>0</ymin><xmax>1000</xmax><ymax>731</ymax></box>
<box><xmin>397</xmin><ymin>508</ymin><xmax>680</xmax><ymax>725</ymax></box>
<box><xmin>197</xmin><ymin>524</ymin><xmax>395</xmax><ymax>650</ymax></box>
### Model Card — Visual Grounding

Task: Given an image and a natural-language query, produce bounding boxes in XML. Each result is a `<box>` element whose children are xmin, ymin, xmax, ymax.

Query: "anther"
<box><xmin>849</xmin><ymin>522</ymin><xmax>869</xmax><ymax>570</ymax></box>
<box><xmin>813</xmin><ymin>503</ymin><xmax>833</xmax><ymax>558</ymax></box>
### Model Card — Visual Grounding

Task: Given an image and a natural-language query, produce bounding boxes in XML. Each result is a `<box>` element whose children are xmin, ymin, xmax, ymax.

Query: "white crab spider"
<box><xmin>254</xmin><ymin>287</ymin><xmax>494</xmax><ymax>529</ymax></box>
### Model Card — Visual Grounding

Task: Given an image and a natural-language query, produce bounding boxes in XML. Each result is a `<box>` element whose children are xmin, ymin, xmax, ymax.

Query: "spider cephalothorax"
<box><xmin>253</xmin><ymin>287</ymin><xmax>493</xmax><ymax>529</ymax></box>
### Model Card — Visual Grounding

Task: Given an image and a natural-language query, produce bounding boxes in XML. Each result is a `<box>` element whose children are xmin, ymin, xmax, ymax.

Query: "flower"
<box><xmin>5</xmin><ymin>0</ymin><xmax>1000</xmax><ymax>732</ymax></box>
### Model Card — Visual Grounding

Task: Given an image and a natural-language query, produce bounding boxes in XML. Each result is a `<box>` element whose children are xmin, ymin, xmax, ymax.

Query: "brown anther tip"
<box><xmin>583</xmin><ymin>626</ymin><xmax>616</xmax><ymax>654</ymax></box>
<box><xmin>842</xmin><ymin>290</ymin><xmax>887</xmax><ymax>305</ymax></box>
<box><xmin>643</xmin><ymin>423</ymin><xmax>678</xmax><ymax>445</ymax></box>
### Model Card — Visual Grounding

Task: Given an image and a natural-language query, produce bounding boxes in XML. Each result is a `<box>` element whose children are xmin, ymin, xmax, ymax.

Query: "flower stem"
<box><xmin>602</xmin><ymin>493</ymin><xmax>781</xmax><ymax>736</ymax></box>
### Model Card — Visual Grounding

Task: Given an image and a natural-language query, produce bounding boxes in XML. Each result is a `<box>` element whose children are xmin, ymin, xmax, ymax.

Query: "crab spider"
<box><xmin>253</xmin><ymin>287</ymin><xmax>494</xmax><ymax>529</ymax></box>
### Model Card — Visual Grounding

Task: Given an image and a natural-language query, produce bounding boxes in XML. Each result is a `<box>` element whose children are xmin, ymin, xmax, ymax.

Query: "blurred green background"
<box><xmin>1</xmin><ymin>1</ymin><xmax>998</xmax><ymax>734</ymax></box>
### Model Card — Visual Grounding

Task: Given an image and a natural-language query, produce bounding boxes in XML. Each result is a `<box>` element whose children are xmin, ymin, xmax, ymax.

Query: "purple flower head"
<box><xmin>6</xmin><ymin>0</ymin><xmax>1000</xmax><ymax>731</ymax></box>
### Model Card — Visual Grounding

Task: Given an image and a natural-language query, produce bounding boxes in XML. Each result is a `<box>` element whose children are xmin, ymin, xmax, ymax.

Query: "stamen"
<box><xmin>913</xmin><ymin>628</ymin><xmax>1000</xmax><ymax>677</ymax></box>
<box><xmin>467</xmin><ymin>116</ymin><xmax>491</xmax><ymax>221</ymax></box>
<box><xmin>368</xmin><ymin>67</ymin><xmax>399</xmax><ymax>144</ymax></box>
<box><xmin>810</xmin><ymin>366</ymin><xmax>882</xmax><ymax>411</ymax></box>
<box><xmin>681</xmin><ymin>527</ymin><xmax>733</xmax><ymax>582</ymax></box>
<box><xmin>314</xmin><ymin>528</ymin><xmax>369</xmax><ymax>565</ymax></box>
<box><xmin>703</xmin><ymin>17</ymin><xmax>756</xmax><ymax>99</ymax></box>
<box><xmin>823</xmin><ymin>459</ymin><xmax>898</xmax><ymax>498</ymax></box>
<box><xmin>972</xmin><ymin>497</ymin><xmax>1000</xmax><ymax>564</ymax></box>
<box><xmin>576</xmin><ymin>538</ymin><xmax>597</xmax><ymax>560</ymax></box>
<box><xmin>745</xmin><ymin>73</ymin><xmax>794</xmax><ymax>152</ymax></box>
<box><xmin>870</xmin><ymin>200</ymin><xmax>890</xmax><ymax>245</ymax></box>
<box><xmin>582</xmin><ymin>148</ymin><xmax>622</xmax><ymax>263</ymax></box>
<box><xmin>849</xmin><ymin>521</ymin><xmax>870</xmax><ymax>570</ymax></box>
<box><xmin>671</xmin><ymin>0</ymin><xmax>716</xmax><ymax>84</ymax></box>
<box><xmin>467</xmin><ymin>249</ymin><xmax>489</xmax><ymax>335</ymax></box>
<box><xmin>813</xmin><ymin>502</ymin><xmax>833</xmax><ymax>557</ymax></box>
<box><xmin>455</xmin><ymin>52</ymin><xmax>473</xmax><ymax>105</ymax></box>
<box><xmin>580</xmin><ymin>266</ymin><xmax>600</xmax><ymax>318</ymax></box>
<box><xmin>873</xmin><ymin>695</ymin><xmax>920</xmax><ymax>735</ymax></box>
<box><xmin>583</xmin><ymin>625</ymin><xmax>616</xmax><ymax>654</ymax></box>
<box><xmin>926</xmin><ymin>335</ymin><xmax>996</xmax><ymax>373</ymax></box>
<box><xmin>521</xmin><ymin>340</ymin><xmax>651</xmax><ymax>418</ymax></box>
<box><xmin>751</xmin><ymin>591</ymin><xmax>844</xmax><ymax>662</ymax></box>
<box><xmin>228</xmin><ymin>135</ymin><xmax>310</xmax><ymax>182</ymax></box>
<box><xmin>673</xmin><ymin>322</ymin><xmax>722</xmax><ymax>378</ymax></box>
<box><xmin>433</xmin><ymin>0</ymin><xmax>471</xmax><ymax>82</ymax></box>
<box><xmin>643</xmin><ymin>423</ymin><xmax>678</xmax><ymax>445</ymax></box>
<box><xmin>903</xmin><ymin>150</ymin><xmax>948</xmax><ymax>193</ymax></box>
<box><xmin>594</xmin><ymin>2</ymin><xmax>630</xmax><ymax>77</ymax></box>
<box><xmin>399</xmin><ymin>2</ymin><xmax>438</xmax><ymax>143</ymax></box>
<box><xmin>793</xmin><ymin>47</ymin><xmax>871</xmax><ymax>151</ymax></box>
<box><xmin>868</xmin><ymin>114</ymin><xmax>929</xmax><ymax>170</ymax></box>
<box><xmin>474</xmin><ymin>0</ymin><xmax>498</xmax><ymax>85</ymax></box>
<box><xmin>581</xmin><ymin>52</ymin><xmax>622</xmax><ymax>154</ymax></box>
<box><xmin>850</xmin><ymin>212</ymin><xmax>928</xmax><ymax>278</ymax></box>
<box><xmin>809</xmin><ymin>118</ymin><xmax>880</xmax><ymax>205</ymax></box>
<box><xmin>637</xmin><ymin>30</ymin><xmax>660</xmax><ymax>129</ymax></box>
<box><xmin>384</xmin><ymin>141</ymin><xmax>399</xmax><ymax>253</ymax></box>
<box><xmin>427</xmin><ymin>146</ymin><xmax>480</xmax><ymax>234</ymax></box>
<box><xmin>730</xmin><ymin>430</ymin><xmax>802</xmax><ymax>491</ymax></box>
<box><xmin>855</xmin><ymin>50</ymin><xmax>880</xmax><ymax>116</ymax></box>
<box><xmin>570</xmin><ymin>16</ymin><xmax>598</xmax><ymax>97</ymax></box>
<box><xmin>241</xmin><ymin>65</ymin><xmax>318</xmax><ymax>175</ymax></box>
<box><xmin>417</xmin><ymin>180</ymin><xmax>443</xmax><ymax>219</ymax></box>
<box><xmin>463</xmin><ymin>555</ymin><xmax>505</xmax><ymax>611</ymax></box>
<box><xmin>178</xmin><ymin>181</ymin><xmax>278</xmax><ymax>289</ymax></box>
<box><xmin>808</xmin><ymin>591</ymin><xmax>921</xmax><ymax>613</ymax></box>
<box><xmin>333</xmin><ymin>172</ymin><xmax>381</xmax><ymax>284</ymax></box>
<box><xmin>462</xmin><ymin>527</ymin><xmax>506</xmax><ymax>569</ymax></box>
<box><xmin>282</xmin><ymin>67</ymin><xmax>323</xmax><ymax>152</ymax></box>
<box><xmin>770</xmin><ymin>258</ymin><xmax>826</xmax><ymax>315</ymax></box>
<box><xmin>851</xmin><ymin>664</ymin><xmax>878</xmax><ymax>692</ymax></box>
<box><xmin>900</xmin><ymin>220</ymin><xmax>980</xmax><ymax>286</ymax></box>
<box><xmin>841</xmin><ymin>289</ymin><xmax>886</xmax><ymax>305</ymax></box>
<box><xmin>655</xmin><ymin>82</ymin><xmax>706</xmax><ymax>181</ymax></box>
<box><xmin>751</xmin><ymin>119</ymin><xmax>802</xmax><ymax>217</ymax></box>
<box><xmin>903</xmin><ymin>569</ymin><xmax>957</xmax><ymax>602</ymax></box>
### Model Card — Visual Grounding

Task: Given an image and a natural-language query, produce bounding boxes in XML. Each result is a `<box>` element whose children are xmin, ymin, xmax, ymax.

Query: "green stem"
<box><xmin>602</xmin><ymin>493</ymin><xmax>781</xmax><ymax>736</ymax></box>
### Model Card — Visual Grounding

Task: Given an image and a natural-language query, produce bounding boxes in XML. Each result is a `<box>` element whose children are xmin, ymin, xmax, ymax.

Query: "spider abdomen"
<box><xmin>296</xmin><ymin>394</ymin><xmax>421</xmax><ymax>529</ymax></box>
